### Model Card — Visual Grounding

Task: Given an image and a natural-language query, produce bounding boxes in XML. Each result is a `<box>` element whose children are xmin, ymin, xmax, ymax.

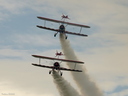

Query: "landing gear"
<box><xmin>60</xmin><ymin>72</ymin><xmax>63</xmax><ymax>76</ymax></box>
<box><xmin>49</xmin><ymin>70</ymin><xmax>63</xmax><ymax>76</ymax></box>
<box><xmin>54</xmin><ymin>32</ymin><xmax>58</xmax><ymax>37</ymax></box>
<box><xmin>59</xmin><ymin>70</ymin><xmax>63</xmax><ymax>76</ymax></box>
<box><xmin>54</xmin><ymin>34</ymin><xmax>57</xmax><ymax>37</ymax></box>
<box><xmin>49</xmin><ymin>70</ymin><xmax>52</xmax><ymax>74</ymax></box>
<box><xmin>65</xmin><ymin>35</ymin><xmax>67</xmax><ymax>39</ymax></box>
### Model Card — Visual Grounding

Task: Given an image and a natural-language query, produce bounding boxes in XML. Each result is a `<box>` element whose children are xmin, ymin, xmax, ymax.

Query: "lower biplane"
<box><xmin>32</xmin><ymin>54</ymin><xmax>84</xmax><ymax>76</ymax></box>
<box><xmin>36</xmin><ymin>15</ymin><xmax>90</xmax><ymax>39</ymax></box>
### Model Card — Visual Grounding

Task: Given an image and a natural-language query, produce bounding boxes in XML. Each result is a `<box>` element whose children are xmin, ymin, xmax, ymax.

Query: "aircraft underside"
<box><xmin>49</xmin><ymin>69</ymin><xmax>63</xmax><ymax>76</ymax></box>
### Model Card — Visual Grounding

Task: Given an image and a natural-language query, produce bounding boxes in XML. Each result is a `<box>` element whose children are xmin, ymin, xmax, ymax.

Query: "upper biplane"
<box><xmin>32</xmin><ymin>54</ymin><xmax>84</xmax><ymax>76</ymax></box>
<box><xmin>36</xmin><ymin>15</ymin><xmax>90</xmax><ymax>39</ymax></box>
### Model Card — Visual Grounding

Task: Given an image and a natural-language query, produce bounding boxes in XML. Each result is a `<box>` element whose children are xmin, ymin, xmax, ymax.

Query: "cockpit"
<box><xmin>54</xmin><ymin>62</ymin><xmax>60</xmax><ymax>67</ymax></box>
<box><xmin>59</xmin><ymin>25</ymin><xmax>65</xmax><ymax>32</ymax></box>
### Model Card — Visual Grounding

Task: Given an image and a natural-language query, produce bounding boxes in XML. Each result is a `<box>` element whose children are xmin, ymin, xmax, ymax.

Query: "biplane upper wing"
<box><xmin>32</xmin><ymin>63</ymin><xmax>82</xmax><ymax>72</ymax></box>
<box><xmin>32</xmin><ymin>55</ymin><xmax>84</xmax><ymax>64</ymax></box>
<box><xmin>36</xmin><ymin>25</ymin><xmax>88</xmax><ymax>37</ymax></box>
<box><xmin>37</xmin><ymin>16</ymin><xmax>90</xmax><ymax>28</ymax></box>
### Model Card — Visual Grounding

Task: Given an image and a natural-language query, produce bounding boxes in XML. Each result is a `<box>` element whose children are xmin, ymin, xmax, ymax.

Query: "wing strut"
<box><xmin>44</xmin><ymin>20</ymin><xmax>46</xmax><ymax>27</ymax></box>
<box><xmin>74</xmin><ymin>63</ymin><xmax>77</xmax><ymax>69</ymax></box>
<box><xmin>39</xmin><ymin>58</ymin><xmax>41</xmax><ymax>65</ymax></box>
<box><xmin>79</xmin><ymin>27</ymin><xmax>82</xmax><ymax>33</ymax></box>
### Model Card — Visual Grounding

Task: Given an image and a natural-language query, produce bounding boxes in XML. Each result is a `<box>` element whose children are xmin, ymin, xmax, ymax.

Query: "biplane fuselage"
<box><xmin>59</xmin><ymin>25</ymin><xmax>65</xmax><ymax>33</ymax></box>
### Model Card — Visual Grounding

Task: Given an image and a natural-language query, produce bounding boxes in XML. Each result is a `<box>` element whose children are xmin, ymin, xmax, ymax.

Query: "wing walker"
<box><xmin>55</xmin><ymin>51</ymin><xmax>64</xmax><ymax>58</ymax></box>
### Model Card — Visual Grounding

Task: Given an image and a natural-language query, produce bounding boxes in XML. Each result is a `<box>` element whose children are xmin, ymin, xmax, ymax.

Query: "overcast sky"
<box><xmin>0</xmin><ymin>0</ymin><xmax>128</xmax><ymax>96</ymax></box>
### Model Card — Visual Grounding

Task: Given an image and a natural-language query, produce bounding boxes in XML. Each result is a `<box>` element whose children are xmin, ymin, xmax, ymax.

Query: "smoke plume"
<box><xmin>59</xmin><ymin>34</ymin><xmax>103</xmax><ymax>96</ymax></box>
<box><xmin>52</xmin><ymin>71</ymin><xmax>81</xmax><ymax>96</ymax></box>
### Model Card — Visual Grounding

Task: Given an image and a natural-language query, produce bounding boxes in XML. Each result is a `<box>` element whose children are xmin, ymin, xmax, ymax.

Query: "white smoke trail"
<box><xmin>52</xmin><ymin>71</ymin><xmax>81</xmax><ymax>96</ymax></box>
<box><xmin>59</xmin><ymin>34</ymin><xmax>103</xmax><ymax>96</ymax></box>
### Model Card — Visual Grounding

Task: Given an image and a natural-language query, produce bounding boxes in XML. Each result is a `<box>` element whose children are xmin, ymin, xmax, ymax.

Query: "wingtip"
<box><xmin>37</xmin><ymin>16</ymin><xmax>40</xmax><ymax>18</ymax></box>
<box><xmin>32</xmin><ymin>55</ymin><xmax>37</xmax><ymax>57</ymax></box>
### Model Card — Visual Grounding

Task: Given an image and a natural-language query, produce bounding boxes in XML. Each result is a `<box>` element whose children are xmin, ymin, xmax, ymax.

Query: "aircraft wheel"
<box><xmin>65</xmin><ymin>36</ymin><xmax>67</xmax><ymax>39</ymax></box>
<box><xmin>54</xmin><ymin>33</ymin><xmax>57</xmax><ymax>37</ymax></box>
<box><xmin>49</xmin><ymin>71</ymin><xmax>51</xmax><ymax>74</ymax></box>
<box><xmin>60</xmin><ymin>72</ymin><xmax>63</xmax><ymax>76</ymax></box>
<box><xmin>54</xmin><ymin>34</ymin><xmax>56</xmax><ymax>37</ymax></box>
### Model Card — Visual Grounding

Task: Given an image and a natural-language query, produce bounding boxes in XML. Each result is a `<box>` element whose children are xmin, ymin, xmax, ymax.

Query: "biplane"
<box><xmin>32</xmin><ymin>54</ymin><xmax>84</xmax><ymax>76</ymax></box>
<box><xmin>36</xmin><ymin>15</ymin><xmax>90</xmax><ymax>39</ymax></box>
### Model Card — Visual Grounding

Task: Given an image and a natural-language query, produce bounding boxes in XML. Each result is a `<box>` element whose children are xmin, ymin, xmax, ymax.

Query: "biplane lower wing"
<box><xmin>32</xmin><ymin>63</ymin><xmax>82</xmax><ymax>72</ymax></box>
<box><xmin>32</xmin><ymin>63</ymin><xmax>54</xmax><ymax>69</ymax></box>
<box><xmin>37</xmin><ymin>25</ymin><xmax>59</xmax><ymax>32</ymax></box>
<box><xmin>36</xmin><ymin>25</ymin><xmax>88</xmax><ymax>37</ymax></box>
<box><xmin>65</xmin><ymin>31</ymin><xmax>88</xmax><ymax>36</ymax></box>
<box><xmin>32</xmin><ymin>55</ymin><xmax>84</xmax><ymax>64</ymax></box>
<box><xmin>59</xmin><ymin>67</ymin><xmax>82</xmax><ymax>72</ymax></box>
